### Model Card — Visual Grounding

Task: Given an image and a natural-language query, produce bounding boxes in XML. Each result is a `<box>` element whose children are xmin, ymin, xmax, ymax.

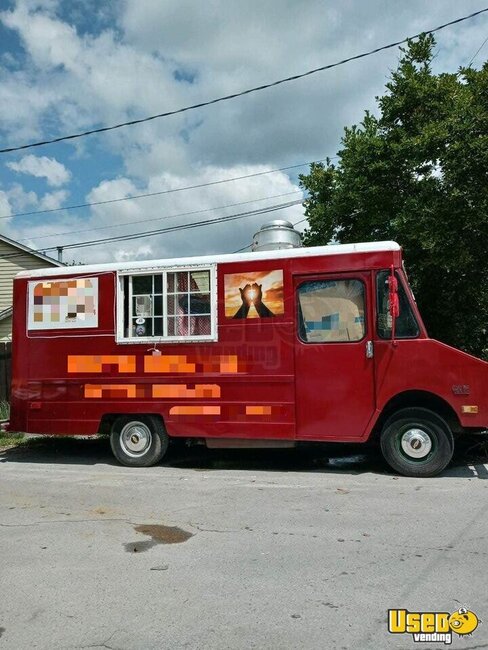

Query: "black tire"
<box><xmin>110</xmin><ymin>415</ymin><xmax>168</xmax><ymax>467</ymax></box>
<box><xmin>380</xmin><ymin>407</ymin><xmax>454</xmax><ymax>477</ymax></box>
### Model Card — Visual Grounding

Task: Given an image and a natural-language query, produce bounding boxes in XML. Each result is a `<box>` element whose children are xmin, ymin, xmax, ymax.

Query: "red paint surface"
<box><xmin>10</xmin><ymin>248</ymin><xmax>488</xmax><ymax>440</ymax></box>
<box><xmin>294</xmin><ymin>271</ymin><xmax>375</xmax><ymax>440</ymax></box>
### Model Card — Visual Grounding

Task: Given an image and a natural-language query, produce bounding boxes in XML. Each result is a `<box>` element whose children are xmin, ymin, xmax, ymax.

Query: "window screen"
<box><xmin>298</xmin><ymin>279</ymin><xmax>366</xmax><ymax>343</ymax></box>
<box><xmin>121</xmin><ymin>268</ymin><xmax>214</xmax><ymax>341</ymax></box>
<box><xmin>376</xmin><ymin>270</ymin><xmax>419</xmax><ymax>339</ymax></box>
<box><xmin>166</xmin><ymin>270</ymin><xmax>211</xmax><ymax>337</ymax></box>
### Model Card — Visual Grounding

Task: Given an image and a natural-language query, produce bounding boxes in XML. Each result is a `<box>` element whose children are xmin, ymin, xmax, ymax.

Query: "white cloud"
<box><xmin>0</xmin><ymin>0</ymin><xmax>486</xmax><ymax>263</ymax></box>
<box><xmin>113</xmin><ymin>244</ymin><xmax>154</xmax><ymax>263</ymax></box>
<box><xmin>4</xmin><ymin>183</ymin><xmax>39</xmax><ymax>211</ymax></box>
<box><xmin>83</xmin><ymin>166</ymin><xmax>304</xmax><ymax>262</ymax></box>
<box><xmin>0</xmin><ymin>191</ymin><xmax>12</xmax><ymax>218</ymax></box>
<box><xmin>39</xmin><ymin>189</ymin><xmax>69</xmax><ymax>210</ymax></box>
<box><xmin>7</xmin><ymin>154</ymin><xmax>71</xmax><ymax>187</ymax></box>
<box><xmin>86</xmin><ymin>177</ymin><xmax>138</xmax><ymax>207</ymax></box>
<box><xmin>0</xmin><ymin>4</ymin><xmax>186</xmax><ymax>144</ymax></box>
<box><xmin>4</xmin><ymin>166</ymin><xmax>304</xmax><ymax>264</ymax></box>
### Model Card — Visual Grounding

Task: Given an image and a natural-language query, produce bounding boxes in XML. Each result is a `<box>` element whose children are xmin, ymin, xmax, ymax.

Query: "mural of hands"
<box><xmin>239</xmin><ymin>284</ymin><xmax>253</xmax><ymax>307</ymax></box>
<box><xmin>233</xmin><ymin>284</ymin><xmax>252</xmax><ymax>318</ymax></box>
<box><xmin>226</xmin><ymin>269</ymin><xmax>284</xmax><ymax>319</ymax></box>
<box><xmin>250</xmin><ymin>283</ymin><xmax>263</xmax><ymax>305</ymax></box>
<box><xmin>250</xmin><ymin>283</ymin><xmax>273</xmax><ymax>317</ymax></box>
<box><xmin>233</xmin><ymin>282</ymin><xmax>274</xmax><ymax>318</ymax></box>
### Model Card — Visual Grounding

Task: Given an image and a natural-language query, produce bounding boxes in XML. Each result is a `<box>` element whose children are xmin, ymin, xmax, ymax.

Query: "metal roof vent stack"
<box><xmin>251</xmin><ymin>220</ymin><xmax>302</xmax><ymax>252</ymax></box>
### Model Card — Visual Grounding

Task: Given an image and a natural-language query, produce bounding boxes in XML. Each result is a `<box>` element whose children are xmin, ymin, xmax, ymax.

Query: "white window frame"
<box><xmin>116</xmin><ymin>264</ymin><xmax>218</xmax><ymax>344</ymax></box>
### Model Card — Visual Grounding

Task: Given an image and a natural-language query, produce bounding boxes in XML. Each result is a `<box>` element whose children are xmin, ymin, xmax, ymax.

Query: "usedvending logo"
<box><xmin>388</xmin><ymin>607</ymin><xmax>480</xmax><ymax>645</ymax></box>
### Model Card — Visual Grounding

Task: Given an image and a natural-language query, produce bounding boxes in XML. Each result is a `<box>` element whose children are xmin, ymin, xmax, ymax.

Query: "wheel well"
<box><xmin>98</xmin><ymin>413</ymin><xmax>166</xmax><ymax>436</ymax></box>
<box><xmin>371</xmin><ymin>391</ymin><xmax>462</xmax><ymax>440</ymax></box>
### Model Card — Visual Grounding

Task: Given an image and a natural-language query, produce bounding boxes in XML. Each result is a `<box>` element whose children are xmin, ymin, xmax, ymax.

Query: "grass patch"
<box><xmin>0</xmin><ymin>431</ymin><xmax>25</xmax><ymax>449</ymax></box>
<box><xmin>0</xmin><ymin>401</ymin><xmax>23</xmax><ymax>448</ymax></box>
<box><xmin>0</xmin><ymin>401</ymin><xmax>10</xmax><ymax>420</ymax></box>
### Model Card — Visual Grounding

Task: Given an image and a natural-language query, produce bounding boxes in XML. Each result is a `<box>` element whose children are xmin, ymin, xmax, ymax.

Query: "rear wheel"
<box><xmin>380</xmin><ymin>407</ymin><xmax>454</xmax><ymax>477</ymax></box>
<box><xmin>110</xmin><ymin>415</ymin><xmax>168</xmax><ymax>467</ymax></box>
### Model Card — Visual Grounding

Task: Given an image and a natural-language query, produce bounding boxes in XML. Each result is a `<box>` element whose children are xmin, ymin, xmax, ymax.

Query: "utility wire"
<box><xmin>0</xmin><ymin>201</ymin><xmax>292</xmax><ymax>261</ymax></box>
<box><xmin>1</xmin><ymin>7</ymin><xmax>487</xmax><ymax>155</ymax></box>
<box><xmin>0</xmin><ymin>209</ymin><xmax>308</xmax><ymax>260</ymax></box>
<box><xmin>0</xmin><ymin>157</ymin><xmax>325</xmax><ymax>221</ymax></box>
<box><xmin>19</xmin><ymin>190</ymin><xmax>303</xmax><ymax>243</ymax></box>
<box><xmin>231</xmin><ymin>243</ymin><xmax>253</xmax><ymax>254</ymax></box>
<box><xmin>40</xmin><ymin>199</ymin><xmax>303</xmax><ymax>251</ymax></box>
<box><xmin>0</xmin><ymin>197</ymin><xmax>303</xmax><ymax>260</ymax></box>
<box><xmin>467</xmin><ymin>33</ymin><xmax>488</xmax><ymax>66</ymax></box>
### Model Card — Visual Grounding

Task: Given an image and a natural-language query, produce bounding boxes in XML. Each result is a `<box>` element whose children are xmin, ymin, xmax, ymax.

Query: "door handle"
<box><xmin>366</xmin><ymin>340</ymin><xmax>374</xmax><ymax>358</ymax></box>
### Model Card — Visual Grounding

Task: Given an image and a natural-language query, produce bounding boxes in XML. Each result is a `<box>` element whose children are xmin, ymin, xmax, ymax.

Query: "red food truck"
<box><xmin>8</xmin><ymin>240</ymin><xmax>488</xmax><ymax>477</ymax></box>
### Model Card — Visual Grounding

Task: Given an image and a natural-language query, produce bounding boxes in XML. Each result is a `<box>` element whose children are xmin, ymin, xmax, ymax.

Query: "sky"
<box><xmin>0</xmin><ymin>0</ymin><xmax>487</xmax><ymax>265</ymax></box>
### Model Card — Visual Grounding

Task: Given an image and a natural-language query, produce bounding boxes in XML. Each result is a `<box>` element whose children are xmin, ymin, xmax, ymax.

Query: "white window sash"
<box><xmin>116</xmin><ymin>264</ymin><xmax>217</xmax><ymax>344</ymax></box>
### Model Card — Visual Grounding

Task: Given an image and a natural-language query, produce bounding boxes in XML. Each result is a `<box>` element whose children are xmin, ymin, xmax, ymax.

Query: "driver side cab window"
<box><xmin>376</xmin><ymin>270</ymin><xmax>419</xmax><ymax>339</ymax></box>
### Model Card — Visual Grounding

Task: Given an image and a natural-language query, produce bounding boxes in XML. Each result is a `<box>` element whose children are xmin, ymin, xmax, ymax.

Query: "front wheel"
<box><xmin>380</xmin><ymin>407</ymin><xmax>454</xmax><ymax>477</ymax></box>
<box><xmin>110</xmin><ymin>415</ymin><xmax>168</xmax><ymax>467</ymax></box>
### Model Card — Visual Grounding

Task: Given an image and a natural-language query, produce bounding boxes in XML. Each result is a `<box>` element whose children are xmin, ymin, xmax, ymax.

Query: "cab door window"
<box><xmin>298</xmin><ymin>279</ymin><xmax>366</xmax><ymax>343</ymax></box>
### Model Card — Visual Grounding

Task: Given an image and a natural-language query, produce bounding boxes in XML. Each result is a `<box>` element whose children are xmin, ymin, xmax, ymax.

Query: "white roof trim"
<box><xmin>0</xmin><ymin>233</ymin><xmax>62</xmax><ymax>267</ymax></box>
<box><xmin>16</xmin><ymin>241</ymin><xmax>400</xmax><ymax>279</ymax></box>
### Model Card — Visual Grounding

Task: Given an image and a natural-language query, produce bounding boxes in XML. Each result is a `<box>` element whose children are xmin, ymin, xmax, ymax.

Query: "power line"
<box><xmin>40</xmin><ymin>199</ymin><xmax>303</xmax><ymax>251</ymax></box>
<box><xmin>0</xmin><ymin>209</ymin><xmax>307</xmax><ymax>259</ymax></box>
<box><xmin>467</xmin><ymin>33</ymin><xmax>488</xmax><ymax>66</ymax></box>
<box><xmin>1</xmin><ymin>7</ymin><xmax>487</xmax><ymax>155</ymax></box>
<box><xmin>231</xmin><ymin>243</ymin><xmax>253</xmax><ymax>254</ymax></box>
<box><xmin>0</xmin><ymin>202</ymin><xmax>287</xmax><ymax>261</ymax></box>
<box><xmin>19</xmin><ymin>190</ymin><xmax>303</xmax><ymax>243</ymax></box>
<box><xmin>0</xmin><ymin>209</ymin><xmax>307</xmax><ymax>260</ymax></box>
<box><xmin>0</xmin><ymin>157</ymin><xmax>326</xmax><ymax>221</ymax></box>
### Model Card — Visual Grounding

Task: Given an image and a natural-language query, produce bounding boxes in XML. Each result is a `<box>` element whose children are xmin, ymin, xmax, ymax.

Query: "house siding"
<box><xmin>0</xmin><ymin>315</ymin><xmax>12</xmax><ymax>340</ymax></box>
<box><xmin>0</xmin><ymin>240</ymin><xmax>59</xmax><ymax>338</ymax></box>
<box><xmin>0</xmin><ymin>240</ymin><xmax>57</xmax><ymax>308</ymax></box>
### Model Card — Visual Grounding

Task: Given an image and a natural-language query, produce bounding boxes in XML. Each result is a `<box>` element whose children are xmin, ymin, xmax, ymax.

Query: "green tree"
<box><xmin>300</xmin><ymin>35</ymin><xmax>488</xmax><ymax>359</ymax></box>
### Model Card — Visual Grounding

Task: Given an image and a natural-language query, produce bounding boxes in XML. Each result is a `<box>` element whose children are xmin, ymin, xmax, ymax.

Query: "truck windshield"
<box><xmin>376</xmin><ymin>270</ymin><xmax>419</xmax><ymax>339</ymax></box>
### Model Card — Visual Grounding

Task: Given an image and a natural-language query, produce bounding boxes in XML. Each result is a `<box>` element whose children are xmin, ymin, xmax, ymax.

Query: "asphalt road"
<box><xmin>1</xmin><ymin>438</ymin><xmax>488</xmax><ymax>650</ymax></box>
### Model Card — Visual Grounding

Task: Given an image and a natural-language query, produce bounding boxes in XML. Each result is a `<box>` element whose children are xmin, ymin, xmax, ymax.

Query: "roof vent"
<box><xmin>251</xmin><ymin>220</ymin><xmax>302</xmax><ymax>252</ymax></box>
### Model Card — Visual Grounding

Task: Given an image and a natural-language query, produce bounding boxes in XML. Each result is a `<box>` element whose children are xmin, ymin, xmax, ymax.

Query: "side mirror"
<box><xmin>388</xmin><ymin>267</ymin><xmax>399</xmax><ymax>346</ymax></box>
<box><xmin>388</xmin><ymin>272</ymin><xmax>400</xmax><ymax>319</ymax></box>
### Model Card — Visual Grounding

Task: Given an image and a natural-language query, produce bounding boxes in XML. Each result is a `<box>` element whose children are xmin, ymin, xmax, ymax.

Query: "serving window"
<box><xmin>118</xmin><ymin>266</ymin><xmax>216</xmax><ymax>343</ymax></box>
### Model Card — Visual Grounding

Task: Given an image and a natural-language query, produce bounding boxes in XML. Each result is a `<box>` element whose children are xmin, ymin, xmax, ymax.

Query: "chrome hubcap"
<box><xmin>120</xmin><ymin>422</ymin><xmax>152</xmax><ymax>458</ymax></box>
<box><xmin>401</xmin><ymin>428</ymin><xmax>432</xmax><ymax>459</ymax></box>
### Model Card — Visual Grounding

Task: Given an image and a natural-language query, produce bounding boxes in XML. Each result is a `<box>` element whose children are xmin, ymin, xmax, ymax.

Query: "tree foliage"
<box><xmin>300</xmin><ymin>35</ymin><xmax>488</xmax><ymax>359</ymax></box>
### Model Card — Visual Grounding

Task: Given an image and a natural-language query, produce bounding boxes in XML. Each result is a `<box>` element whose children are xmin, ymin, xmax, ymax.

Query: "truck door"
<box><xmin>294</xmin><ymin>272</ymin><xmax>375</xmax><ymax>440</ymax></box>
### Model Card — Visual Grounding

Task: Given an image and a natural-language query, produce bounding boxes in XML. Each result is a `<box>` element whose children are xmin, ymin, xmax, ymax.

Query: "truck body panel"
<box><xmin>9</xmin><ymin>242</ymin><xmax>488</xmax><ymax>441</ymax></box>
